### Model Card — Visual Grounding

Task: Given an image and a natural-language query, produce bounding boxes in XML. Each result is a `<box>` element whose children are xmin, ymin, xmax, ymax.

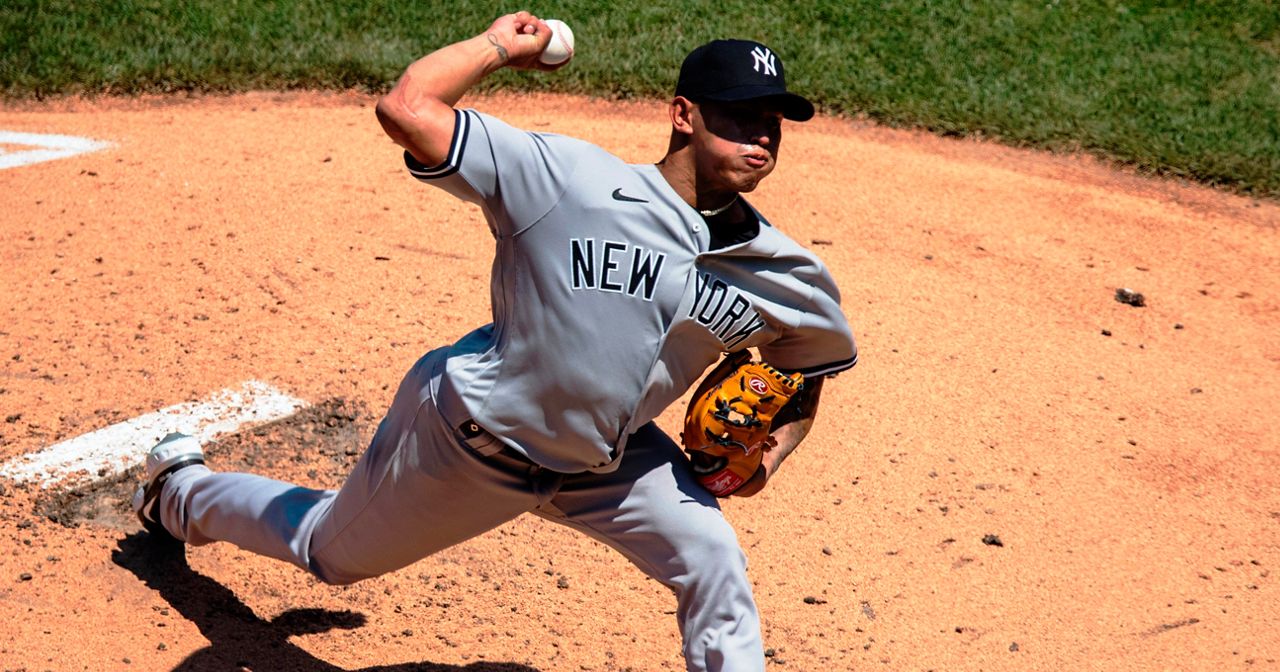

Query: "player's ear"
<box><xmin>670</xmin><ymin>96</ymin><xmax>695</xmax><ymax>136</ymax></box>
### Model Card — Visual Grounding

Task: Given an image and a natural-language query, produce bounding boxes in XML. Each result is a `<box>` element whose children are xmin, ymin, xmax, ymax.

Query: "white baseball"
<box><xmin>540</xmin><ymin>19</ymin><xmax>575</xmax><ymax>65</ymax></box>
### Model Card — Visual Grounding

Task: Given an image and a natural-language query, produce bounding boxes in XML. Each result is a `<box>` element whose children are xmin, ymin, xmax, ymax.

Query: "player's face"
<box><xmin>691</xmin><ymin>100</ymin><xmax>784</xmax><ymax>193</ymax></box>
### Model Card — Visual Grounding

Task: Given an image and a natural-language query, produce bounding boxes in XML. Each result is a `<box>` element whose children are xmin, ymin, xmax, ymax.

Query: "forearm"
<box><xmin>376</xmin><ymin>12</ymin><xmax>552</xmax><ymax>166</ymax></box>
<box><xmin>735</xmin><ymin>375</ymin><xmax>824</xmax><ymax>497</ymax></box>
<box><xmin>376</xmin><ymin>35</ymin><xmax>505</xmax><ymax>164</ymax></box>
<box><xmin>392</xmin><ymin>34</ymin><xmax>506</xmax><ymax>113</ymax></box>
<box><xmin>768</xmin><ymin>374</ymin><xmax>825</xmax><ymax>471</ymax></box>
<box><xmin>762</xmin><ymin>415</ymin><xmax>815</xmax><ymax>474</ymax></box>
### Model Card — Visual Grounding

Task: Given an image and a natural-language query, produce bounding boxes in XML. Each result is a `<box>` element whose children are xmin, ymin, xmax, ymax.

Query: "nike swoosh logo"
<box><xmin>611</xmin><ymin>188</ymin><xmax>648</xmax><ymax>203</ymax></box>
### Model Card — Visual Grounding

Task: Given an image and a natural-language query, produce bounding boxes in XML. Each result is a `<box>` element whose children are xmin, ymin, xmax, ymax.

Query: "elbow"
<box><xmin>374</xmin><ymin>89</ymin><xmax>452</xmax><ymax>166</ymax></box>
<box><xmin>375</xmin><ymin>92</ymin><xmax>411</xmax><ymax>145</ymax></box>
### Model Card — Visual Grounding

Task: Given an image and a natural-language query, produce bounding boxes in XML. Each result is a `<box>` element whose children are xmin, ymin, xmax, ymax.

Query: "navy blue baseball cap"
<box><xmin>675</xmin><ymin>39</ymin><xmax>815</xmax><ymax>122</ymax></box>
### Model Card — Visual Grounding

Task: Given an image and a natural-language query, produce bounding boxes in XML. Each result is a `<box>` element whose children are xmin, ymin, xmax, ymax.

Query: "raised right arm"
<box><xmin>375</xmin><ymin>11</ymin><xmax>556</xmax><ymax>166</ymax></box>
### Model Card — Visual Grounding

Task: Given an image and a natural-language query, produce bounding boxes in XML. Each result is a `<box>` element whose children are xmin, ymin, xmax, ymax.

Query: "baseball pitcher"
<box><xmin>133</xmin><ymin>12</ymin><xmax>856</xmax><ymax>672</ymax></box>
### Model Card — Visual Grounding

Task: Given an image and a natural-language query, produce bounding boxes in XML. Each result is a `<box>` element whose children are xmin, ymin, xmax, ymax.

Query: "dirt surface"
<box><xmin>0</xmin><ymin>91</ymin><xmax>1277</xmax><ymax>671</ymax></box>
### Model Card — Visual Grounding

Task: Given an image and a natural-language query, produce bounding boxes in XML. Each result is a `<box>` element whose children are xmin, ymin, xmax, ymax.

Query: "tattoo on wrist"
<box><xmin>486</xmin><ymin>34</ymin><xmax>509</xmax><ymax>63</ymax></box>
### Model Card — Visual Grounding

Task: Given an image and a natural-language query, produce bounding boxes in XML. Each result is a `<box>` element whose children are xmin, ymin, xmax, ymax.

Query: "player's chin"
<box><xmin>732</xmin><ymin>166</ymin><xmax>772</xmax><ymax>192</ymax></box>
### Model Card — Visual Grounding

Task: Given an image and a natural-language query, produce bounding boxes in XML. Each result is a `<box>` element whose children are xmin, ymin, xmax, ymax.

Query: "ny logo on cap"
<box><xmin>750</xmin><ymin>46</ymin><xmax>777</xmax><ymax>76</ymax></box>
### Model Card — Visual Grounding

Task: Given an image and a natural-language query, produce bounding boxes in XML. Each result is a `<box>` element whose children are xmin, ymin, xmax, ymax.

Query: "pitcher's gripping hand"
<box><xmin>485</xmin><ymin>11</ymin><xmax>569</xmax><ymax>72</ymax></box>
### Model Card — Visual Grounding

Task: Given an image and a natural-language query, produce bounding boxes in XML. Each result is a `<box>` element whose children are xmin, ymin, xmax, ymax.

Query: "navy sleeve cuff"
<box><xmin>404</xmin><ymin>109</ymin><xmax>469</xmax><ymax>180</ymax></box>
<box><xmin>788</xmin><ymin>353</ymin><xmax>858</xmax><ymax>378</ymax></box>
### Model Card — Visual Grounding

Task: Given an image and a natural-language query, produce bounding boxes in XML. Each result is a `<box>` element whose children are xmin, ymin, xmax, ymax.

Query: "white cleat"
<box><xmin>131</xmin><ymin>432</ymin><xmax>205</xmax><ymax>536</ymax></box>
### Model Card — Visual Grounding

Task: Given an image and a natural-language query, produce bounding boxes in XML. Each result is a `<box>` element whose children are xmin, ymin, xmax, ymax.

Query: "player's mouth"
<box><xmin>742</xmin><ymin>144</ymin><xmax>768</xmax><ymax>168</ymax></box>
<box><xmin>740</xmin><ymin>149</ymin><xmax>770</xmax><ymax>169</ymax></box>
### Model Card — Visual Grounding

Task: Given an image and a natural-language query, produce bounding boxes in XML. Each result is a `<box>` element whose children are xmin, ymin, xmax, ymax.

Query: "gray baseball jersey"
<box><xmin>407</xmin><ymin>109</ymin><xmax>856</xmax><ymax>474</ymax></box>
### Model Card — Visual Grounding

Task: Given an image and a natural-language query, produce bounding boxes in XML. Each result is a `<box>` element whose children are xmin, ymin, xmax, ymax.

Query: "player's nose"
<box><xmin>751</xmin><ymin>123</ymin><xmax>779</xmax><ymax>147</ymax></box>
<box><xmin>751</xmin><ymin>129</ymin><xmax>777</xmax><ymax>151</ymax></box>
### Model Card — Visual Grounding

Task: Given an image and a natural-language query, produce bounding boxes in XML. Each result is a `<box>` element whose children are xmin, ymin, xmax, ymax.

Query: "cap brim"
<box><xmin>698</xmin><ymin>86</ymin><xmax>815</xmax><ymax>121</ymax></box>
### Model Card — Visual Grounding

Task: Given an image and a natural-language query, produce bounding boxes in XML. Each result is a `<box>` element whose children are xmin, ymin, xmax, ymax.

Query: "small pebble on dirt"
<box><xmin>982</xmin><ymin>534</ymin><xmax>1004</xmax><ymax>547</ymax></box>
<box><xmin>803</xmin><ymin>596</ymin><xmax>827</xmax><ymax>605</ymax></box>
<box><xmin>1174</xmin><ymin>323</ymin><xmax>1184</xmax><ymax>330</ymax></box>
<box><xmin>1010</xmin><ymin>642</ymin><xmax>1020</xmax><ymax>652</ymax></box>
<box><xmin>1101</xmin><ymin>329</ymin><xmax>1112</xmax><ymax>336</ymax></box>
<box><xmin>861</xmin><ymin>601</ymin><xmax>877</xmax><ymax>620</ymax></box>
<box><xmin>822</xmin><ymin>546</ymin><xmax>833</xmax><ymax>555</ymax></box>
<box><xmin>1115</xmin><ymin>288</ymin><xmax>1146</xmax><ymax>307</ymax></box>
<box><xmin>19</xmin><ymin>573</ymin><xmax>33</xmax><ymax>581</ymax></box>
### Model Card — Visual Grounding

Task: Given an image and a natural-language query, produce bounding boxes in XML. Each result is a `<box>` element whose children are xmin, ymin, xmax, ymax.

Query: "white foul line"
<box><xmin>0</xmin><ymin>130</ymin><xmax>113</xmax><ymax>170</ymax></box>
<box><xmin>0</xmin><ymin>380</ymin><xmax>307</xmax><ymax>489</ymax></box>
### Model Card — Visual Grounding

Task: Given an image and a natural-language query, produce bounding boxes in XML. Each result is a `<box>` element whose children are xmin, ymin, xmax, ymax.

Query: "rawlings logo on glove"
<box><xmin>681</xmin><ymin>351</ymin><xmax>803</xmax><ymax>497</ymax></box>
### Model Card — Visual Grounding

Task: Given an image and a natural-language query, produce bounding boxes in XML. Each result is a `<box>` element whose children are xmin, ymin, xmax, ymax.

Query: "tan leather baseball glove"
<box><xmin>681</xmin><ymin>351</ymin><xmax>804</xmax><ymax>497</ymax></box>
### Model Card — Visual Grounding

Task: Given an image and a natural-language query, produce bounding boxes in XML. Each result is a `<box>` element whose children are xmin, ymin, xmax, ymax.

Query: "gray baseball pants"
<box><xmin>154</xmin><ymin>348</ymin><xmax>764</xmax><ymax>672</ymax></box>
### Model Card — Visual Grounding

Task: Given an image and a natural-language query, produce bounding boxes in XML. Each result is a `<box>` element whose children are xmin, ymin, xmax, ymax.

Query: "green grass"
<box><xmin>3</xmin><ymin>0</ymin><xmax>1278</xmax><ymax>197</ymax></box>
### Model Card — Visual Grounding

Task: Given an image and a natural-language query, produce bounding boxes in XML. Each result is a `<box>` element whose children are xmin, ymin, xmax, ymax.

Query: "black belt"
<box><xmin>455</xmin><ymin>417</ymin><xmax>543</xmax><ymax>468</ymax></box>
<box><xmin>435</xmin><ymin>366</ymin><xmax>543</xmax><ymax>469</ymax></box>
<box><xmin>458</xmin><ymin>419</ymin><xmax>487</xmax><ymax>440</ymax></box>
